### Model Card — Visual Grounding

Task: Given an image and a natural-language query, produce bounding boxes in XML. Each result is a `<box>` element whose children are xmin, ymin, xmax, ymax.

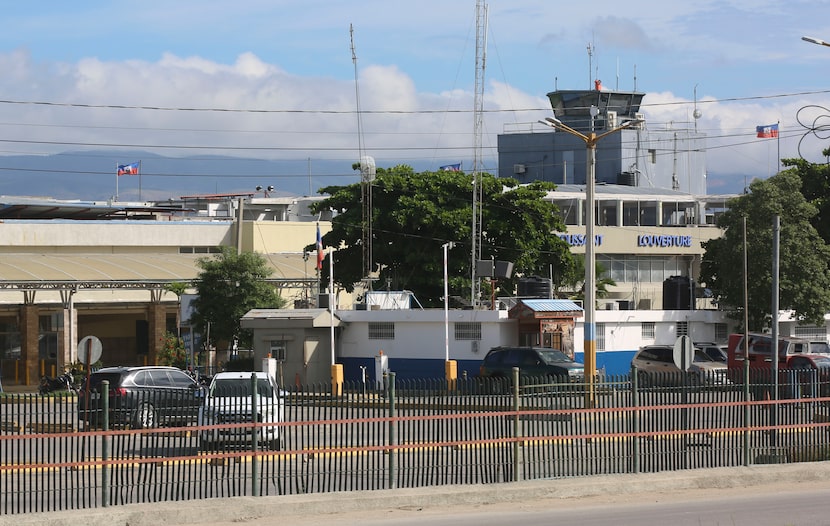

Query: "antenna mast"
<box><xmin>351</xmin><ymin>24</ymin><xmax>375</xmax><ymax>286</ymax></box>
<box><xmin>471</xmin><ymin>0</ymin><xmax>488</xmax><ymax>307</ymax></box>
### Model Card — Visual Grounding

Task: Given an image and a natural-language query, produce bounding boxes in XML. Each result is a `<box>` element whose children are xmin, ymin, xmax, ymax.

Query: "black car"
<box><xmin>77</xmin><ymin>366</ymin><xmax>203</xmax><ymax>429</ymax></box>
<box><xmin>479</xmin><ymin>346</ymin><xmax>584</xmax><ymax>381</ymax></box>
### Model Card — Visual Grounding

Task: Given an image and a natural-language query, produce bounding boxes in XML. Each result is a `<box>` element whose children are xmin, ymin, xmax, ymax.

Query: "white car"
<box><xmin>198</xmin><ymin>371</ymin><xmax>284</xmax><ymax>451</ymax></box>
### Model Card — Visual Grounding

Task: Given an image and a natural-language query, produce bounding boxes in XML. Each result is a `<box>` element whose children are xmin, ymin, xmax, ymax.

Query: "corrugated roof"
<box><xmin>519</xmin><ymin>299</ymin><xmax>583</xmax><ymax>313</ymax></box>
<box><xmin>0</xmin><ymin>253</ymin><xmax>311</xmax><ymax>282</ymax></box>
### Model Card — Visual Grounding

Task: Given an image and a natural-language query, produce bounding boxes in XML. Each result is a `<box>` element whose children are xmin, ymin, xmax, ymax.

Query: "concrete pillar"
<box><xmin>147</xmin><ymin>303</ymin><xmax>167</xmax><ymax>365</ymax></box>
<box><xmin>20</xmin><ymin>304</ymin><xmax>39</xmax><ymax>385</ymax></box>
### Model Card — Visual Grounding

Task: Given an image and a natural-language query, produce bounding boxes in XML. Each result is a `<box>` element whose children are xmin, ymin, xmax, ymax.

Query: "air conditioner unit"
<box><xmin>513</xmin><ymin>164</ymin><xmax>526</xmax><ymax>174</ymax></box>
<box><xmin>606</xmin><ymin>110</ymin><xmax>617</xmax><ymax>129</ymax></box>
<box><xmin>633</xmin><ymin>113</ymin><xmax>645</xmax><ymax>129</ymax></box>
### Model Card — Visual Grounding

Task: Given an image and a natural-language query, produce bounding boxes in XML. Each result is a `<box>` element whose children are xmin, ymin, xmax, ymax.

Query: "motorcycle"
<box><xmin>38</xmin><ymin>369</ymin><xmax>76</xmax><ymax>394</ymax></box>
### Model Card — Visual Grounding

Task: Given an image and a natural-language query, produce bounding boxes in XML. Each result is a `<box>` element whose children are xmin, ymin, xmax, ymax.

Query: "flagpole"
<box><xmin>138</xmin><ymin>160</ymin><xmax>142</xmax><ymax>202</ymax></box>
<box><xmin>777</xmin><ymin>120</ymin><xmax>780</xmax><ymax>171</ymax></box>
<box><xmin>115</xmin><ymin>162</ymin><xmax>119</xmax><ymax>202</ymax></box>
<box><xmin>329</xmin><ymin>247</ymin><xmax>335</xmax><ymax>366</ymax></box>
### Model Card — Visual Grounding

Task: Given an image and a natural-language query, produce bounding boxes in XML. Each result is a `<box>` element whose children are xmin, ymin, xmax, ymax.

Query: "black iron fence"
<box><xmin>2</xmin><ymin>367</ymin><xmax>830</xmax><ymax>515</ymax></box>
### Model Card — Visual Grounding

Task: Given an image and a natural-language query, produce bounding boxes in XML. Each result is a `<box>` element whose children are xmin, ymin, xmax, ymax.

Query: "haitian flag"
<box><xmin>316</xmin><ymin>224</ymin><xmax>324</xmax><ymax>271</ymax></box>
<box><xmin>756</xmin><ymin>123</ymin><xmax>779</xmax><ymax>138</ymax></box>
<box><xmin>439</xmin><ymin>163</ymin><xmax>462</xmax><ymax>172</ymax></box>
<box><xmin>117</xmin><ymin>161</ymin><xmax>140</xmax><ymax>176</ymax></box>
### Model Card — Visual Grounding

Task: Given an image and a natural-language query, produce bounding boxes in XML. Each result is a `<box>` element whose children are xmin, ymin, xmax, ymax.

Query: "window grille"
<box><xmin>676</xmin><ymin>321</ymin><xmax>689</xmax><ymax>337</ymax></box>
<box><xmin>368</xmin><ymin>322</ymin><xmax>395</xmax><ymax>340</ymax></box>
<box><xmin>642</xmin><ymin>322</ymin><xmax>655</xmax><ymax>339</ymax></box>
<box><xmin>596</xmin><ymin>323</ymin><xmax>606</xmax><ymax>352</ymax></box>
<box><xmin>454</xmin><ymin>322</ymin><xmax>482</xmax><ymax>340</ymax></box>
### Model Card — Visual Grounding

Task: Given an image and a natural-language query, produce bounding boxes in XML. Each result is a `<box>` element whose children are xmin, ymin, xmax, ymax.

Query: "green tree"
<box><xmin>700</xmin><ymin>170</ymin><xmax>830</xmax><ymax>331</ymax></box>
<box><xmin>157</xmin><ymin>331</ymin><xmax>187</xmax><ymax>369</ymax></box>
<box><xmin>563</xmin><ymin>259</ymin><xmax>617</xmax><ymax>302</ymax></box>
<box><xmin>310</xmin><ymin>165</ymin><xmax>575</xmax><ymax>307</ymax></box>
<box><xmin>191</xmin><ymin>247</ymin><xmax>286</xmax><ymax>349</ymax></box>
<box><xmin>782</xmin><ymin>156</ymin><xmax>830</xmax><ymax>244</ymax></box>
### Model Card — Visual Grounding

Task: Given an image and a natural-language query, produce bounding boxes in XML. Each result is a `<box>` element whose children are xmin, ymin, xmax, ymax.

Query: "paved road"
<box><xmin>288</xmin><ymin>484</ymin><xmax>830</xmax><ymax>526</ymax></box>
<box><xmin>7</xmin><ymin>461</ymin><xmax>830</xmax><ymax>526</ymax></box>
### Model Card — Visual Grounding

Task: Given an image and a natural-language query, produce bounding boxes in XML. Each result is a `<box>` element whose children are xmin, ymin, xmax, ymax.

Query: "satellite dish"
<box><xmin>77</xmin><ymin>335</ymin><xmax>103</xmax><ymax>365</ymax></box>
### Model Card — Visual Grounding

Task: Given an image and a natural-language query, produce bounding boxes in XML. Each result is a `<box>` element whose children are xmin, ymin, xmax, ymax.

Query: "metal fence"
<box><xmin>2</xmin><ymin>367</ymin><xmax>830</xmax><ymax>515</ymax></box>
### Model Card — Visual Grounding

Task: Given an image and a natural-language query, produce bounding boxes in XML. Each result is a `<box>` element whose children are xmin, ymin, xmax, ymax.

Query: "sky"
<box><xmin>0</xmin><ymin>1</ymin><xmax>829</xmax><ymax>197</ymax></box>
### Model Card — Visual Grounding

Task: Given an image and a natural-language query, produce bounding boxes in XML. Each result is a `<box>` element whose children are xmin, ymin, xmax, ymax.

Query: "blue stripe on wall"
<box><xmin>339</xmin><ymin>351</ymin><xmax>637</xmax><ymax>382</ymax></box>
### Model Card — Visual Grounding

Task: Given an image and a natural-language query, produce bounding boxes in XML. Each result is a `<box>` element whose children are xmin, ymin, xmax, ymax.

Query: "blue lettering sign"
<box><xmin>637</xmin><ymin>234</ymin><xmax>692</xmax><ymax>248</ymax></box>
<box><xmin>559</xmin><ymin>234</ymin><xmax>603</xmax><ymax>247</ymax></box>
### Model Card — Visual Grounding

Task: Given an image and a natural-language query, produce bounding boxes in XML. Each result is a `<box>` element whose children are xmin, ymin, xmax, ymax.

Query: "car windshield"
<box><xmin>693</xmin><ymin>350</ymin><xmax>717</xmax><ymax>362</ymax></box>
<box><xmin>537</xmin><ymin>349</ymin><xmax>571</xmax><ymax>364</ymax></box>
<box><xmin>211</xmin><ymin>378</ymin><xmax>274</xmax><ymax>397</ymax></box>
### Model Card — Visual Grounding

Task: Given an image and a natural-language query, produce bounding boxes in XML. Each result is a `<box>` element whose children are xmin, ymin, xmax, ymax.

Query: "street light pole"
<box><xmin>802</xmin><ymin>36</ymin><xmax>830</xmax><ymax>47</ymax></box>
<box><xmin>443</xmin><ymin>241</ymin><xmax>455</xmax><ymax>362</ymax></box>
<box><xmin>540</xmin><ymin>115</ymin><xmax>640</xmax><ymax>407</ymax></box>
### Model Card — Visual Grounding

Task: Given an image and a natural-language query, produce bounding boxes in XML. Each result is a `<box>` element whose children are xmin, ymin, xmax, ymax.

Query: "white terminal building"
<box><xmin>2</xmin><ymin>87</ymin><xmax>827</xmax><ymax>388</ymax></box>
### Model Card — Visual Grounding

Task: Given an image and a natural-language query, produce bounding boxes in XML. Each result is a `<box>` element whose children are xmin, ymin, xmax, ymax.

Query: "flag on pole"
<box><xmin>756</xmin><ymin>124</ymin><xmax>779</xmax><ymax>138</ymax></box>
<box><xmin>439</xmin><ymin>163</ymin><xmax>462</xmax><ymax>172</ymax></box>
<box><xmin>117</xmin><ymin>161</ymin><xmax>140</xmax><ymax>176</ymax></box>
<box><xmin>316</xmin><ymin>224</ymin><xmax>324</xmax><ymax>271</ymax></box>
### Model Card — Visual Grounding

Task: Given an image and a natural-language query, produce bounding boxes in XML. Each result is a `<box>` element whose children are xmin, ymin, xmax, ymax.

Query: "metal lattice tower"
<box><xmin>470</xmin><ymin>0</ymin><xmax>487</xmax><ymax>307</ymax></box>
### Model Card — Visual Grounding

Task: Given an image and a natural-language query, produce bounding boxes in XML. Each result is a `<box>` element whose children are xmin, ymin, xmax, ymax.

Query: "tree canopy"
<box><xmin>309</xmin><ymin>165</ymin><xmax>576</xmax><ymax>307</ymax></box>
<box><xmin>700</xmin><ymin>169</ymin><xmax>830</xmax><ymax>330</ymax></box>
<box><xmin>191</xmin><ymin>247</ymin><xmax>286</xmax><ymax>349</ymax></box>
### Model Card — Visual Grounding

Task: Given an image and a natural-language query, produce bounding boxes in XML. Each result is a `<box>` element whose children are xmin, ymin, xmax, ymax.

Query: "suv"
<box><xmin>198</xmin><ymin>371</ymin><xmax>284</xmax><ymax>451</ymax></box>
<box><xmin>77</xmin><ymin>366</ymin><xmax>202</xmax><ymax>429</ymax></box>
<box><xmin>632</xmin><ymin>345</ymin><xmax>728</xmax><ymax>387</ymax></box>
<box><xmin>479</xmin><ymin>346</ymin><xmax>584</xmax><ymax>381</ymax></box>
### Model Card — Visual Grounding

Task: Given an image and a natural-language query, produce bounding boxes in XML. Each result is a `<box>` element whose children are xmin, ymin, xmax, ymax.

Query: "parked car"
<box><xmin>632</xmin><ymin>344</ymin><xmax>729</xmax><ymax>387</ymax></box>
<box><xmin>198</xmin><ymin>371</ymin><xmax>284</xmax><ymax>451</ymax></box>
<box><xmin>478</xmin><ymin>346</ymin><xmax>584</xmax><ymax>381</ymax></box>
<box><xmin>786</xmin><ymin>354</ymin><xmax>830</xmax><ymax>398</ymax></box>
<box><xmin>77</xmin><ymin>366</ymin><xmax>203</xmax><ymax>429</ymax></box>
<box><xmin>695</xmin><ymin>342</ymin><xmax>728</xmax><ymax>362</ymax></box>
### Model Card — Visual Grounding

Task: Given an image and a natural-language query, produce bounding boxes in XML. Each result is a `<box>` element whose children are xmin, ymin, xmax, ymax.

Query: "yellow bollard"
<box><xmin>331</xmin><ymin>363</ymin><xmax>344</xmax><ymax>397</ymax></box>
<box><xmin>445</xmin><ymin>360</ymin><xmax>457</xmax><ymax>391</ymax></box>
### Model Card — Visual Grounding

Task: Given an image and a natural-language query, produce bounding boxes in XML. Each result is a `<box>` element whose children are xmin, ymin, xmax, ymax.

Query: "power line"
<box><xmin>0</xmin><ymin>88</ymin><xmax>826</xmax><ymax>114</ymax></box>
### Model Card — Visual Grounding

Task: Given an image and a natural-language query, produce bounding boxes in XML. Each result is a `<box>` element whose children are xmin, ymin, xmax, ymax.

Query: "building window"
<box><xmin>642</xmin><ymin>322</ymin><xmax>655</xmax><ymax>340</ymax></box>
<box><xmin>454</xmin><ymin>322</ymin><xmax>481</xmax><ymax>340</ymax></box>
<box><xmin>715</xmin><ymin>323</ymin><xmax>728</xmax><ymax>342</ymax></box>
<box><xmin>368</xmin><ymin>322</ymin><xmax>395</xmax><ymax>340</ymax></box>
<box><xmin>596</xmin><ymin>323</ymin><xmax>606</xmax><ymax>352</ymax></box>
<box><xmin>676</xmin><ymin>321</ymin><xmax>689</xmax><ymax>337</ymax></box>
<box><xmin>648</xmin><ymin>149</ymin><xmax>657</xmax><ymax>163</ymax></box>
<box><xmin>794</xmin><ymin>326</ymin><xmax>827</xmax><ymax>341</ymax></box>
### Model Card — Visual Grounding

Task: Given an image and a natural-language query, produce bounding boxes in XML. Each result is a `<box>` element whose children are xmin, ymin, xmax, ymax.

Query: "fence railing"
<box><xmin>2</xmin><ymin>367</ymin><xmax>830</xmax><ymax>515</ymax></box>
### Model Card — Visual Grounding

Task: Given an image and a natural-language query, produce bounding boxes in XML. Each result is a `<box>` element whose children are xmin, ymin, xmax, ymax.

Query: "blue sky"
<box><xmin>0</xmin><ymin>1</ymin><xmax>829</xmax><ymax>196</ymax></box>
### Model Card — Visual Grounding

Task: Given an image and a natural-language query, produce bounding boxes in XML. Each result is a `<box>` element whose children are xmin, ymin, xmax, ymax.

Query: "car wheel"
<box><xmin>199</xmin><ymin>436</ymin><xmax>216</xmax><ymax>453</ymax></box>
<box><xmin>267</xmin><ymin>437</ymin><xmax>282</xmax><ymax>451</ymax></box>
<box><xmin>133</xmin><ymin>403</ymin><xmax>157</xmax><ymax>429</ymax></box>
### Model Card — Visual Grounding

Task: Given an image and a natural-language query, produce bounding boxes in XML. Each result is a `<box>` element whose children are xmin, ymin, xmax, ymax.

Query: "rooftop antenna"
<box><xmin>350</xmin><ymin>24</ymin><xmax>376</xmax><ymax>286</ymax></box>
<box><xmin>693</xmin><ymin>84</ymin><xmax>702</xmax><ymax>132</ymax></box>
<box><xmin>633</xmin><ymin>64</ymin><xmax>637</xmax><ymax>92</ymax></box>
<box><xmin>587</xmin><ymin>42</ymin><xmax>593</xmax><ymax>90</ymax></box>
